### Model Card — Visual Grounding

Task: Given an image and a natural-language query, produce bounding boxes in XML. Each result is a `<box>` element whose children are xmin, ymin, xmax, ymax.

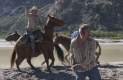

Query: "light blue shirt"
<box><xmin>71</xmin><ymin>31</ymin><xmax>79</xmax><ymax>39</ymax></box>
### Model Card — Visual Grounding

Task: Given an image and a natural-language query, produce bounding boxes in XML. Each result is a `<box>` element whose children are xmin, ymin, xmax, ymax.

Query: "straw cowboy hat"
<box><xmin>29</xmin><ymin>6</ymin><xmax>39</xmax><ymax>14</ymax></box>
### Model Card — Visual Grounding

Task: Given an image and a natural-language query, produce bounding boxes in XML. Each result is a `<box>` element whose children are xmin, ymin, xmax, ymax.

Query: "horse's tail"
<box><xmin>11</xmin><ymin>47</ymin><xmax>16</xmax><ymax>68</ymax></box>
<box><xmin>54</xmin><ymin>44</ymin><xmax>64</xmax><ymax>62</ymax></box>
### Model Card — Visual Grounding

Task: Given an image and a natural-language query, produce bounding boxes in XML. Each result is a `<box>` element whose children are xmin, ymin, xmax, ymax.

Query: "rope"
<box><xmin>6</xmin><ymin>0</ymin><xmax>64</xmax><ymax>35</ymax></box>
<box><xmin>7</xmin><ymin>6</ymin><xmax>26</xmax><ymax>35</ymax></box>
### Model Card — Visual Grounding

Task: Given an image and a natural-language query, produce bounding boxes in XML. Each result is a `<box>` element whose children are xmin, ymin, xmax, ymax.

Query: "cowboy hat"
<box><xmin>30</xmin><ymin>6</ymin><xmax>38</xmax><ymax>11</ymax></box>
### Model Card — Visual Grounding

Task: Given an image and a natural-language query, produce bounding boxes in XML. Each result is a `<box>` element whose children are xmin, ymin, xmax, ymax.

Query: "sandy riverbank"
<box><xmin>0</xmin><ymin>39</ymin><xmax>123</xmax><ymax>79</ymax></box>
<box><xmin>0</xmin><ymin>64</ymin><xmax>123</xmax><ymax>80</ymax></box>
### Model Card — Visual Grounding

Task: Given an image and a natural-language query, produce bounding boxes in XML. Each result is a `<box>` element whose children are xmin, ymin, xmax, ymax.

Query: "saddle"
<box><xmin>19</xmin><ymin>30</ymin><xmax>44</xmax><ymax>46</ymax></box>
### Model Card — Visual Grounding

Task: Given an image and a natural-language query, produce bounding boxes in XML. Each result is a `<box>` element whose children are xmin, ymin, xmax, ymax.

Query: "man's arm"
<box><xmin>25</xmin><ymin>7</ymin><xmax>32</xmax><ymax>16</ymax></box>
<box><xmin>25</xmin><ymin>7</ymin><xmax>28</xmax><ymax>16</ymax></box>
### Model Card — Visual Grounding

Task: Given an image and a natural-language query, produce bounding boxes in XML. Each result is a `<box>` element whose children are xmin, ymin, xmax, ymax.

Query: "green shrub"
<box><xmin>91</xmin><ymin>31</ymin><xmax>123</xmax><ymax>39</ymax></box>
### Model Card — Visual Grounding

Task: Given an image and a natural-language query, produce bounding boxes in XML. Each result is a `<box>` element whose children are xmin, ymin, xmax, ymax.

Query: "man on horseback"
<box><xmin>25</xmin><ymin>6</ymin><xmax>43</xmax><ymax>54</ymax></box>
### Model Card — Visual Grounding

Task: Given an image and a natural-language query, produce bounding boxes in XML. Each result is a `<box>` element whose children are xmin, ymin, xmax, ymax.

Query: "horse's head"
<box><xmin>46</xmin><ymin>15</ymin><xmax>64</xmax><ymax>27</ymax></box>
<box><xmin>5</xmin><ymin>31</ymin><xmax>20</xmax><ymax>41</ymax></box>
<box><xmin>54</xmin><ymin>33</ymin><xmax>71</xmax><ymax>51</ymax></box>
<box><xmin>54</xmin><ymin>33</ymin><xmax>70</xmax><ymax>44</ymax></box>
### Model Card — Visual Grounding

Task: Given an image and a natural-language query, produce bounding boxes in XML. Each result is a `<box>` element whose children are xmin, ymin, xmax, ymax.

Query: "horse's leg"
<box><xmin>45</xmin><ymin>59</ymin><xmax>50</xmax><ymax>72</ymax></box>
<box><xmin>16</xmin><ymin>57</ymin><xmax>24</xmax><ymax>71</ymax></box>
<box><xmin>27</xmin><ymin>57</ymin><xmax>36</xmax><ymax>69</ymax></box>
<box><xmin>43</xmin><ymin>53</ymin><xmax>50</xmax><ymax>72</ymax></box>
<box><xmin>49</xmin><ymin>51</ymin><xmax>55</xmax><ymax>67</ymax></box>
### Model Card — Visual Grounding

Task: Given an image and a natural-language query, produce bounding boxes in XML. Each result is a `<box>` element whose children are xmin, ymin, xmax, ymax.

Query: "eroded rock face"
<box><xmin>0</xmin><ymin>0</ymin><xmax>123</xmax><ymax>33</ymax></box>
<box><xmin>0</xmin><ymin>0</ymin><xmax>54</xmax><ymax>16</ymax></box>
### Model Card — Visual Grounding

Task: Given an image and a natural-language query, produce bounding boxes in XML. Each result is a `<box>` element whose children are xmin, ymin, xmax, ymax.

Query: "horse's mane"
<box><xmin>56</xmin><ymin>34</ymin><xmax>71</xmax><ymax>40</ymax></box>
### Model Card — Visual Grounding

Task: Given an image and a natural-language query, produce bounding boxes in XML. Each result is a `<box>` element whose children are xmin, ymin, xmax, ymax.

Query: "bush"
<box><xmin>91</xmin><ymin>31</ymin><xmax>123</xmax><ymax>39</ymax></box>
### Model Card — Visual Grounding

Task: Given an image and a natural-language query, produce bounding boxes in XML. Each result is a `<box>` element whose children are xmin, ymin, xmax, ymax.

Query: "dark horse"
<box><xmin>5</xmin><ymin>31</ymin><xmax>20</xmax><ymax>41</ymax></box>
<box><xmin>54</xmin><ymin>33</ymin><xmax>101</xmax><ymax>65</ymax></box>
<box><xmin>10</xmin><ymin>15</ymin><xmax>64</xmax><ymax>71</ymax></box>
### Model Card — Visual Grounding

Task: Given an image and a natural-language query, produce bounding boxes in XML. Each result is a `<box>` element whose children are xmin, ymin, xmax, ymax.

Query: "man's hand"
<box><xmin>25</xmin><ymin>7</ymin><xmax>29</xmax><ymax>15</ymax></box>
<box><xmin>71</xmin><ymin>64</ymin><xmax>87</xmax><ymax>71</ymax></box>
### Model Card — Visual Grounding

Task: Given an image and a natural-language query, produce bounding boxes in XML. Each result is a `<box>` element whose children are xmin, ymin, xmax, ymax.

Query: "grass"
<box><xmin>91</xmin><ymin>31</ymin><xmax>123</xmax><ymax>39</ymax></box>
<box><xmin>0</xmin><ymin>30</ymin><xmax>123</xmax><ymax>39</ymax></box>
<box><xmin>0</xmin><ymin>32</ymin><xmax>7</xmax><ymax>38</ymax></box>
<box><xmin>60</xmin><ymin>31</ymin><xmax>123</xmax><ymax>39</ymax></box>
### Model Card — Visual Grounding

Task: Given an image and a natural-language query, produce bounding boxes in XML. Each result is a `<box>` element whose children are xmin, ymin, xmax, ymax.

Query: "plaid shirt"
<box><xmin>70</xmin><ymin>37</ymin><xmax>97</xmax><ymax>72</ymax></box>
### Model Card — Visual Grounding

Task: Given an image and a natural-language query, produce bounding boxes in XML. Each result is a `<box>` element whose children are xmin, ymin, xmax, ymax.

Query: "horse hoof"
<box><xmin>48</xmin><ymin>70</ymin><xmax>52</xmax><ymax>73</ymax></box>
<box><xmin>31</xmin><ymin>67</ymin><xmax>37</xmax><ymax>70</ymax></box>
<box><xmin>45</xmin><ymin>68</ymin><xmax>52</xmax><ymax>73</ymax></box>
<box><xmin>17</xmin><ymin>69</ymin><xmax>22</xmax><ymax>72</ymax></box>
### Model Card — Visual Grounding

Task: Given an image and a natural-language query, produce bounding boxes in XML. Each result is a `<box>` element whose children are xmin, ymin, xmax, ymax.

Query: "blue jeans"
<box><xmin>76</xmin><ymin>66</ymin><xmax>101</xmax><ymax>80</ymax></box>
<box><xmin>26</xmin><ymin>31</ymin><xmax>35</xmax><ymax>54</ymax></box>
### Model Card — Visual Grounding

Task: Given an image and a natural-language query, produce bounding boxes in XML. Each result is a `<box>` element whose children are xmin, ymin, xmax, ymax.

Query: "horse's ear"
<box><xmin>55</xmin><ymin>33</ymin><xmax>58</xmax><ymax>37</ymax></box>
<box><xmin>48</xmin><ymin>14</ymin><xmax>51</xmax><ymax>18</ymax></box>
<box><xmin>48</xmin><ymin>14</ymin><xmax>54</xmax><ymax>18</ymax></box>
<box><xmin>14</xmin><ymin>31</ymin><xmax>17</xmax><ymax>33</ymax></box>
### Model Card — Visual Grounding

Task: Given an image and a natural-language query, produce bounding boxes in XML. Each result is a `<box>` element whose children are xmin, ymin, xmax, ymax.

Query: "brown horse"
<box><xmin>6</xmin><ymin>31</ymin><xmax>64</xmax><ymax>66</ymax></box>
<box><xmin>54</xmin><ymin>33</ymin><xmax>101</xmax><ymax>65</ymax></box>
<box><xmin>11</xmin><ymin>15</ymin><xmax>64</xmax><ymax>71</ymax></box>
